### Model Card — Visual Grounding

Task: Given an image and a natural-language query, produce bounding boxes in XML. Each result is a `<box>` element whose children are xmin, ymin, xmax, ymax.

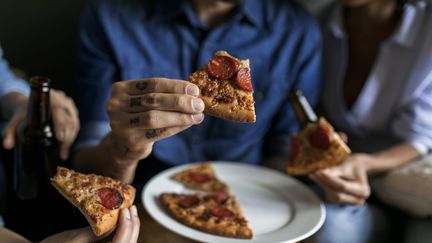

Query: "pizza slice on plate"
<box><xmin>160</xmin><ymin>191</ymin><xmax>253</xmax><ymax>239</ymax></box>
<box><xmin>188</xmin><ymin>50</ymin><xmax>256</xmax><ymax>123</ymax></box>
<box><xmin>51</xmin><ymin>167</ymin><xmax>136</xmax><ymax>236</ymax></box>
<box><xmin>173</xmin><ymin>163</ymin><xmax>229</xmax><ymax>193</ymax></box>
<box><xmin>286</xmin><ymin>117</ymin><xmax>351</xmax><ymax>176</ymax></box>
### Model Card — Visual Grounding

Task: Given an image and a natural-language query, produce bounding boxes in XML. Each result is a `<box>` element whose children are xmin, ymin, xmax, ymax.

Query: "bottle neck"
<box><xmin>25</xmin><ymin>77</ymin><xmax>51</xmax><ymax>130</ymax></box>
<box><xmin>289</xmin><ymin>90</ymin><xmax>318</xmax><ymax>128</ymax></box>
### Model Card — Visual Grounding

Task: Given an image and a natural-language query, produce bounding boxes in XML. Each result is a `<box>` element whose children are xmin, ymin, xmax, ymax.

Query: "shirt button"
<box><xmin>204</xmin><ymin>43</ymin><xmax>213</xmax><ymax>50</ymax></box>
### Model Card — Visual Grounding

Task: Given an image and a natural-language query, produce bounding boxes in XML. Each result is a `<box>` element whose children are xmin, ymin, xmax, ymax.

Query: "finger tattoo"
<box><xmin>145</xmin><ymin>128</ymin><xmax>167</xmax><ymax>139</ymax></box>
<box><xmin>130</xmin><ymin>117</ymin><xmax>140</xmax><ymax>125</ymax></box>
<box><xmin>130</xmin><ymin>97</ymin><xmax>141</xmax><ymax>107</ymax></box>
<box><xmin>135</xmin><ymin>81</ymin><xmax>148</xmax><ymax>91</ymax></box>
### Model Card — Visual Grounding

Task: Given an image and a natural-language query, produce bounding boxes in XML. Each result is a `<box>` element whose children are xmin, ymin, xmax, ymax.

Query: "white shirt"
<box><xmin>321</xmin><ymin>2</ymin><xmax>432</xmax><ymax>155</ymax></box>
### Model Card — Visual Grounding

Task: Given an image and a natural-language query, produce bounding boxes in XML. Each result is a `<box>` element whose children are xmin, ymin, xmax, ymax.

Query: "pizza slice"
<box><xmin>188</xmin><ymin>50</ymin><xmax>256</xmax><ymax>123</ymax></box>
<box><xmin>51</xmin><ymin>167</ymin><xmax>136</xmax><ymax>236</ymax></box>
<box><xmin>173</xmin><ymin>163</ymin><xmax>229</xmax><ymax>193</ymax></box>
<box><xmin>160</xmin><ymin>191</ymin><xmax>253</xmax><ymax>239</ymax></box>
<box><xmin>286</xmin><ymin>117</ymin><xmax>351</xmax><ymax>175</ymax></box>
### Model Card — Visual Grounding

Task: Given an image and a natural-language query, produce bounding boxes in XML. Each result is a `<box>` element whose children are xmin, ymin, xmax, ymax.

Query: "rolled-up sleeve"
<box><xmin>392</xmin><ymin>73</ymin><xmax>432</xmax><ymax>155</ymax></box>
<box><xmin>74</xmin><ymin>0</ymin><xmax>118</xmax><ymax>150</ymax></box>
<box><xmin>0</xmin><ymin>47</ymin><xmax>30</xmax><ymax>97</ymax></box>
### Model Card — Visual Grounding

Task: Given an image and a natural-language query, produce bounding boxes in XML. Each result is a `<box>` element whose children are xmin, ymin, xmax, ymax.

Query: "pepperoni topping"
<box><xmin>190</xmin><ymin>173</ymin><xmax>212</xmax><ymax>184</ymax></box>
<box><xmin>214</xmin><ymin>192</ymin><xmax>229</xmax><ymax>204</ymax></box>
<box><xmin>207</xmin><ymin>55</ymin><xmax>239</xmax><ymax>80</ymax></box>
<box><xmin>309</xmin><ymin>126</ymin><xmax>332</xmax><ymax>150</ymax></box>
<box><xmin>97</xmin><ymin>187</ymin><xmax>123</xmax><ymax>210</ymax></box>
<box><xmin>235</xmin><ymin>68</ymin><xmax>253</xmax><ymax>92</ymax></box>
<box><xmin>211</xmin><ymin>206</ymin><xmax>235</xmax><ymax>219</ymax></box>
<box><xmin>179</xmin><ymin>195</ymin><xmax>200</xmax><ymax>208</ymax></box>
<box><xmin>288</xmin><ymin>136</ymin><xmax>302</xmax><ymax>161</ymax></box>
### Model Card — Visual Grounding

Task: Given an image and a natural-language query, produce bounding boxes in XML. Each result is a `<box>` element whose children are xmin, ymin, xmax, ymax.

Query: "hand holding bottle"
<box><xmin>3</xmin><ymin>89</ymin><xmax>79</xmax><ymax>160</ymax></box>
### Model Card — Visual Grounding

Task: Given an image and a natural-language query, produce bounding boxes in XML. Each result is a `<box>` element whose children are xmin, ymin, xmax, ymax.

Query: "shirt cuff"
<box><xmin>409</xmin><ymin>140</ymin><xmax>430</xmax><ymax>156</ymax></box>
<box><xmin>0</xmin><ymin>78</ymin><xmax>30</xmax><ymax>97</ymax></box>
<box><xmin>74</xmin><ymin>121</ymin><xmax>111</xmax><ymax>150</ymax></box>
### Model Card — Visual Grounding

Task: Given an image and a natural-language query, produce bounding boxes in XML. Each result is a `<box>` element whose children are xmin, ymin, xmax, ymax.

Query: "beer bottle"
<box><xmin>14</xmin><ymin>76</ymin><xmax>58</xmax><ymax>200</ymax></box>
<box><xmin>289</xmin><ymin>89</ymin><xmax>318</xmax><ymax>128</ymax></box>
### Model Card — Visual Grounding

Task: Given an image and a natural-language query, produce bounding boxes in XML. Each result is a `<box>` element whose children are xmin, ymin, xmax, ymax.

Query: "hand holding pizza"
<box><xmin>38</xmin><ymin>206</ymin><xmax>140</xmax><ymax>243</ymax></box>
<box><xmin>309</xmin><ymin>154</ymin><xmax>372</xmax><ymax>205</ymax></box>
<box><xmin>106</xmin><ymin>78</ymin><xmax>205</xmax><ymax>162</ymax></box>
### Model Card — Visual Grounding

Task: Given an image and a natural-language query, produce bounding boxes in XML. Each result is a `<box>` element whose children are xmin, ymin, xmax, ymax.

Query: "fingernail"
<box><xmin>186</xmin><ymin>85</ymin><xmax>199</xmax><ymax>96</ymax></box>
<box><xmin>123</xmin><ymin>208</ymin><xmax>131</xmax><ymax>220</ymax></box>
<box><xmin>131</xmin><ymin>205</ymin><xmax>138</xmax><ymax>217</ymax></box>
<box><xmin>192</xmin><ymin>98</ymin><xmax>204</xmax><ymax>111</ymax></box>
<box><xmin>192</xmin><ymin>113</ymin><xmax>204</xmax><ymax>122</ymax></box>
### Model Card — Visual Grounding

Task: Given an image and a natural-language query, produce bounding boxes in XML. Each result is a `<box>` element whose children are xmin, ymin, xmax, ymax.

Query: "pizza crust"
<box><xmin>201</xmin><ymin>96</ymin><xmax>256</xmax><ymax>123</ymax></box>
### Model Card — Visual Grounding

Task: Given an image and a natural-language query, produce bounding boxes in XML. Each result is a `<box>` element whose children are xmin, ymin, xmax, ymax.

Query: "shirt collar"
<box><xmin>327</xmin><ymin>3</ymin><xmax>425</xmax><ymax>47</ymax></box>
<box><xmin>152</xmin><ymin>0</ymin><xmax>262</xmax><ymax>28</ymax></box>
<box><xmin>390</xmin><ymin>3</ymin><xmax>424</xmax><ymax>47</ymax></box>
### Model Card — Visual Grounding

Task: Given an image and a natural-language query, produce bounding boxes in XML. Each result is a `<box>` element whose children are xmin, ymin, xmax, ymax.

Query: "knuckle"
<box><xmin>144</xmin><ymin>111</ymin><xmax>159</xmax><ymax>127</ymax></box>
<box><xmin>105</xmin><ymin>100</ymin><xmax>119</xmax><ymax>114</ymax></box>
<box><xmin>173</xmin><ymin>95</ymin><xmax>183</xmax><ymax>107</ymax></box>
<box><xmin>143</xmin><ymin>94</ymin><xmax>158</xmax><ymax>107</ymax></box>
<box><xmin>146</xmin><ymin>79</ymin><xmax>157</xmax><ymax>91</ymax></box>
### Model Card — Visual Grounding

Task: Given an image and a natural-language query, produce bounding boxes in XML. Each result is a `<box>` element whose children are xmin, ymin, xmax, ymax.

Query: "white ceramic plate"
<box><xmin>142</xmin><ymin>162</ymin><xmax>325</xmax><ymax>243</ymax></box>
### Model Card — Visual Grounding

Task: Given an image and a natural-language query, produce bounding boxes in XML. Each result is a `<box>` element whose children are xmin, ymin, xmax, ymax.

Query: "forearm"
<box><xmin>365</xmin><ymin>143</ymin><xmax>421</xmax><ymax>174</ymax></box>
<box><xmin>0</xmin><ymin>92</ymin><xmax>28</xmax><ymax>120</ymax></box>
<box><xmin>73</xmin><ymin>132</ymin><xmax>143</xmax><ymax>183</ymax></box>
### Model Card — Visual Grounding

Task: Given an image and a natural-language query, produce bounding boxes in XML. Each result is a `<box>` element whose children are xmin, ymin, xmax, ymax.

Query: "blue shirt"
<box><xmin>76</xmin><ymin>0</ymin><xmax>322</xmax><ymax>165</ymax></box>
<box><xmin>321</xmin><ymin>2</ymin><xmax>432</xmax><ymax>155</ymax></box>
<box><xmin>0</xmin><ymin>47</ymin><xmax>30</xmax><ymax>99</ymax></box>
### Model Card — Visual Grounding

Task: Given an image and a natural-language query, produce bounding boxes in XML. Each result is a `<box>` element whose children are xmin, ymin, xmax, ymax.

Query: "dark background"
<box><xmin>0</xmin><ymin>0</ymin><xmax>86</xmax><ymax>97</ymax></box>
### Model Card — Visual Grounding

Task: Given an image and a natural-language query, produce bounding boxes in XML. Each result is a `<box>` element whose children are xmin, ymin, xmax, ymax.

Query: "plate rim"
<box><xmin>142</xmin><ymin>161</ymin><xmax>326</xmax><ymax>243</ymax></box>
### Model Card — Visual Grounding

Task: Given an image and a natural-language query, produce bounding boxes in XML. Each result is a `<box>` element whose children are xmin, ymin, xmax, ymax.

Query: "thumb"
<box><xmin>3</xmin><ymin>112</ymin><xmax>25</xmax><ymax>150</ymax></box>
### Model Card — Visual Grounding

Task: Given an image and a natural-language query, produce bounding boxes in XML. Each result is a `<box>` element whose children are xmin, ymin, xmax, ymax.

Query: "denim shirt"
<box><xmin>76</xmin><ymin>0</ymin><xmax>322</xmax><ymax>165</ymax></box>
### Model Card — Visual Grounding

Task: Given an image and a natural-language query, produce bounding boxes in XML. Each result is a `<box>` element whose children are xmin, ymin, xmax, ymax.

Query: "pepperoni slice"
<box><xmin>211</xmin><ymin>206</ymin><xmax>234</xmax><ymax>219</ymax></box>
<box><xmin>179</xmin><ymin>195</ymin><xmax>199</xmax><ymax>208</ymax></box>
<box><xmin>309</xmin><ymin>126</ymin><xmax>332</xmax><ymax>150</ymax></box>
<box><xmin>288</xmin><ymin>136</ymin><xmax>302</xmax><ymax>161</ymax></box>
<box><xmin>190</xmin><ymin>173</ymin><xmax>212</xmax><ymax>184</ymax></box>
<box><xmin>97</xmin><ymin>187</ymin><xmax>123</xmax><ymax>210</ymax></box>
<box><xmin>207</xmin><ymin>55</ymin><xmax>239</xmax><ymax>80</ymax></box>
<box><xmin>235</xmin><ymin>68</ymin><xmax>253</xmax><ymax>92</ymax></box>
<box><xmin>214</xmin><ymin>192</ymin><xmax>229</xmax><ymax>204</ymax></box>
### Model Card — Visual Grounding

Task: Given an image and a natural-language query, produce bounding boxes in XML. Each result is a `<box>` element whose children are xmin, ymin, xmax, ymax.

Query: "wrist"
<box><xmin>356</xmin><ymin>153</ymin><xmax>379</xmax><ymax>174</ymax></box>
<box><xmin>105</xmin><ymin>132</ymin><xmax>153</xmax><ymax>167</ymax></box>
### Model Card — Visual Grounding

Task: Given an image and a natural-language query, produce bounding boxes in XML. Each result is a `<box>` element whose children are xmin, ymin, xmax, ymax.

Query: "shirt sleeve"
<box><xmin>0</xmin><ymin>47</ymin><xmax>30</xmax><ymax>97</ymax></box>
<box><xmin>263</xmin><ymin>18</ymin><xmax>322</xmax><ymax>158</ymax></box>
<box><xmin>74</xmin><ymin>0</ymin><xmax>118</xmax><ymax>149</ymax></box>
<box><xmin>392</xmin><ymin>73</ymin><xmax>432</xmax><ymax>155</ymax></box>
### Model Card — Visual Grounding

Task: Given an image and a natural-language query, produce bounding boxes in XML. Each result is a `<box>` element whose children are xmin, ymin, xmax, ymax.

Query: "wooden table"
<box><xmin>136</xmin><ymin>204</ymin><xmax>199</xmax><ymax>243</ymax></box>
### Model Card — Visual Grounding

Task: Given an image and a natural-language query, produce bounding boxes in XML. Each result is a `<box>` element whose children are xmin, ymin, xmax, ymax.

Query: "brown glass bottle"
<box><xmin>289</xmin><ymin>89</ymin><xmax>318</xmax><ymax>128</ymax></box>
<box><xmin>14</xmin><ymin>76</ymin><xmax>58</xmax><ymax>200</ymax></box>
